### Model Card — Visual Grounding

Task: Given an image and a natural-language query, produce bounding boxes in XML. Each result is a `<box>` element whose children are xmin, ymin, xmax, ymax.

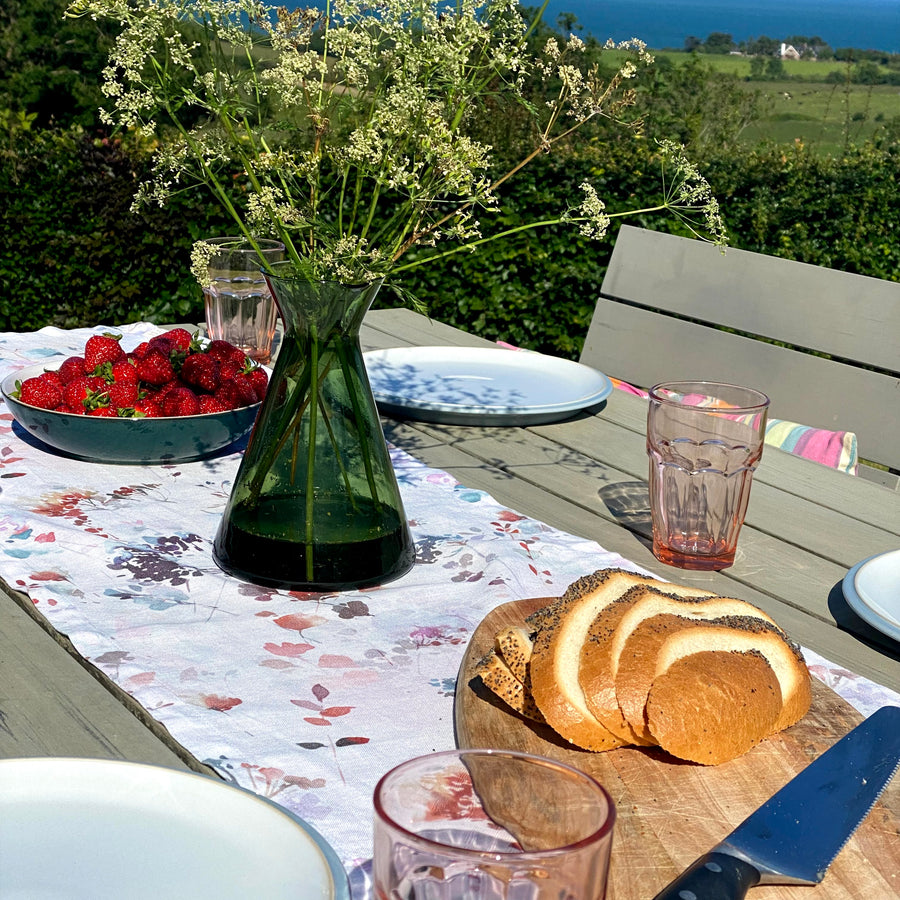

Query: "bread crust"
<box><xmin>474</xmin><ymin>649</ymin><xmax>545</xmax><ymax>723</ymax></box>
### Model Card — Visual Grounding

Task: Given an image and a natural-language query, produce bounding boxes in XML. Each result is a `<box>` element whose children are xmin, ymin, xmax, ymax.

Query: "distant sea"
<box><xmin>538</xmin><ymin>0</ymin><xmax>900</xmax><ymax>54</ymax></box>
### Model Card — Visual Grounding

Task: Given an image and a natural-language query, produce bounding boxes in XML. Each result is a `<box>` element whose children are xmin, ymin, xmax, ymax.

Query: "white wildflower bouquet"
<box><xmin>67</xmin><ymin>0</ymin><xmax>726</xmax><ymax>290</ymax></box>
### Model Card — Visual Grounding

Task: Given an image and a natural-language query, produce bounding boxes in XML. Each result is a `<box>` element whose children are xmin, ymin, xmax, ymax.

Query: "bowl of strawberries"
<box><xmin>1</xmin><ymin>328</ymin><xmax>268</xmax><ymax>464</ymax></box>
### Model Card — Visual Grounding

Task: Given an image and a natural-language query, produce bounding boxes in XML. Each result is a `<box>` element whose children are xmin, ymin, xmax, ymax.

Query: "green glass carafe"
<box><xmin>213</xmin><ymin>265</ymin><xmax>415</xmax><ymax>590</ymax></box>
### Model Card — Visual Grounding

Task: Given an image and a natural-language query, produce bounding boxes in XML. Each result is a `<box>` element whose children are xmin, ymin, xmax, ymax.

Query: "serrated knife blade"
<box><xmin>652</xmin><ymin>705</ymin><xmax>900</xmax><ymax>900</ymax></box>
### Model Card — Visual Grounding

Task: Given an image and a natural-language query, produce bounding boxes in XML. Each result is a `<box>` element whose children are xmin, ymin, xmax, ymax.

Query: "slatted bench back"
<box><xmin>580</xmin><ymin>225</ymin><xmax>900</xmax><ymax>481</ymax></box>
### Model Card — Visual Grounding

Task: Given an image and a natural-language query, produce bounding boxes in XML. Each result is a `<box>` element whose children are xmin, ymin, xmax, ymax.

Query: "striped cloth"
<box><xmin>609</xmin><ymin>377</ymin><xmax>859</xmax><ymax>475</ymax></box>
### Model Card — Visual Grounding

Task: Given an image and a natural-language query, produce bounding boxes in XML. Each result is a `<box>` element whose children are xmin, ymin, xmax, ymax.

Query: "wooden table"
<box><xmin>2</xmin><ymin>306</ymin><xmax>898</xmax><ymax>771</ymax></box>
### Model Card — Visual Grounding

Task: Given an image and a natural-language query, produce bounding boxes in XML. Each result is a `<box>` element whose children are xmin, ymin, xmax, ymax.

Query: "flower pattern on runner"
<box><xmin>0</xmin><ymin>323</ymin><xmax>897</xmax><ymax>899</ymax></box>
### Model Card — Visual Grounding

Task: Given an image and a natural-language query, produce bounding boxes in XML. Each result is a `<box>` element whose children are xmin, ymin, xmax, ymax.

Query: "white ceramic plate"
<box><xmin>0</xmin><ymin>758</ymin><xmax>349</xmax><ymax>900</ymax></box>
<box><xmin>364</xmin><ymin>346</ymin><xmax>613</xmax><ymax>425</ymax></box>
<box><xmin>842</xmin><ymin>549</ymin><xmax>900</xmax><ymax>643</ymax></box>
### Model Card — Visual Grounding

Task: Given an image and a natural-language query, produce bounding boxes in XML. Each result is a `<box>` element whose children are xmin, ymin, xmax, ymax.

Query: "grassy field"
<box><xmin>602</xmin><ymin>48</ymin><xmax>900</xmax><ymax>152</ymax></box>
<box><xmin>736</xmin><ymin>81</ymin><xmax>900</xmax><ymax>148</ymax></box>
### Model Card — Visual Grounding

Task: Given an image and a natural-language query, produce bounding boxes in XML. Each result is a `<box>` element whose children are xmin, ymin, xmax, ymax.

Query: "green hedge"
<box><xmin>2</xmin><ymin>121</ymin><xmax>898</xmax><ymax>356</ymax></box>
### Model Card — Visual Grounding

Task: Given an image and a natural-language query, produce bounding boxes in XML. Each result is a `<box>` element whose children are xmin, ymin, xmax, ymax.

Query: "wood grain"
<box><xmin>454</xmin><ymin>597</ymin><xmax>900</xmax><ymax>900</ymax></box>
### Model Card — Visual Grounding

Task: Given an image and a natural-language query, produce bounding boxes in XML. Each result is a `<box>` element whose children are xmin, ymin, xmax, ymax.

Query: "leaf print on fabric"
<box><xmin>264</xmin><ymin>642</ymin><xmax>315</xmax><ymax>658</ymax></box>
<box><xmin>240</xmin><ymin>763</ymin><xmax>326</xmax><ymax>798</ymax></box>
<box><xmin>273</xmin><ymin>613</ymin><xmax>328</xmax><ymax>635</ymax></box>
<box><xmin>202</xmin><ymin>694</ymin><xmax>243</xmax><ymax>711</ymax></box>
<box><xmin>429</xmin><ymin>677</ymin><xmax>457</xmax><ymax>698</ymax></box>
<box><xmin>409</xmin><ymin>625</ymin><xmax>467</xmax><ymax>649</ymax></box>
<box><xmin>108</xmin><ymin>534</ymin><xmax>205</xmax><ymax>587</ymax></box>
<box><xmin>332</xmin><ymin>599</ymin><xmax>371</xmax><ymax>619</ymax></box>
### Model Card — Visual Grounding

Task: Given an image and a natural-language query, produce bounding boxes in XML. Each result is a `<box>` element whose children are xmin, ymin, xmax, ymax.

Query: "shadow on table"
<box><xmin>827</xmin><ymin>581</ymin><xmax>900</xmax><ymax>662</ymax></box>
<box><xmin>598</xmin><ymin>480</ymin><xmax>652</xmax><ymax>535</ymax></box>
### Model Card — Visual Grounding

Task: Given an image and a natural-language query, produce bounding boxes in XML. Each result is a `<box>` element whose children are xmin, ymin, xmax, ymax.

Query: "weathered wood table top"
<box><xmin>1</xmin><ymin>305</ymin><xmax>898</xmax><ymax>771</ymax></box>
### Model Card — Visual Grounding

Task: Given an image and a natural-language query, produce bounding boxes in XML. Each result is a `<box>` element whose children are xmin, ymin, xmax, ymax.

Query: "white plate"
<box><xmin>842</xmin><ymin>549</ymin><xmax>900</xmax><ymax>643</ymax></box>
<box><xmin>0</xmin><ymin>758</ymin><xmax>349</xmax><ymax>900</ymax></box>
<box><xmin>364</xmin><ymin>346</ymin><xmax>613</xmax><ymax>425</ymax></box>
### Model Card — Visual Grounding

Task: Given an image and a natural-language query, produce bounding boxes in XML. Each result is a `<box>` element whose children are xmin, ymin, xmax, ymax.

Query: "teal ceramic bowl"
<box><xmin>1</xmin><ymin>363</ymin><xmax>261</xmax><ymax>465</ymax></box>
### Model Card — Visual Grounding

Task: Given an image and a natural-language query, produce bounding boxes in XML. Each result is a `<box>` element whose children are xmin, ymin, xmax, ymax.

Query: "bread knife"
<box><xmin>652</xmin><ymin>705</ymin><xmax>900</xmax><ymax>899</ymax></box>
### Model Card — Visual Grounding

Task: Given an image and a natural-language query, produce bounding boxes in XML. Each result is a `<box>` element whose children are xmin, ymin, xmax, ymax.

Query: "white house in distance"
<box><xmin>780</xmin><ymin>42</ymin><xmax>801</xmax><ymax>59</ymax></box>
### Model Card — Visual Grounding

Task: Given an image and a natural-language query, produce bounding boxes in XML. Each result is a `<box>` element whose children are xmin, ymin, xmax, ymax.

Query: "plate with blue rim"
<box><xmin>364</xmin><ymin>346</ymin><xmax>613</xmax><ymax>425</ymax></box>
<box><xmin>842</xmin><ymin>548</ymin><xmax>900</xmax><ymax>644</ymax></box>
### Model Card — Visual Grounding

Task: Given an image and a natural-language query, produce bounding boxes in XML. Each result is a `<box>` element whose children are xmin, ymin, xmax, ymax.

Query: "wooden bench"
<box><xmin>580</xmin><ymin>224</ymin><xmax>900</xmax><ymax>487</ymax></box>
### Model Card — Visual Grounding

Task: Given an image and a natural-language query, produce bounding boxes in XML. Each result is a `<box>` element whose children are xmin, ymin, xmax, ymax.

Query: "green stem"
<box><xmin>304</xmin><ymin>325</ymin><xmax>320</xmax><ymax>581</ymax></box>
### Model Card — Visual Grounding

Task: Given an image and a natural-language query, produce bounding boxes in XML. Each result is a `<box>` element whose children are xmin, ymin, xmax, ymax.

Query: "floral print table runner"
<box><xmin>1</xmin><ymin>324</ymin><xmax>897</xmax><ymax>897</ymax></box>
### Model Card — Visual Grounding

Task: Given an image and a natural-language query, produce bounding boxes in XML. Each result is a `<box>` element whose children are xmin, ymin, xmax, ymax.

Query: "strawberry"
<box><xmin>18</xmin><ymin>375</ymin><xmax>63</xmax><ymax>410</ymax></box>
<box><xmin>84</xmin><ymin>333</ymin><xmax>125</xmax><ymax>373</ymax></box>
<box><xmin>63</xmin><ymin>377</ymin><xmax>95</xmax><ymax>410</ymax></box>
<box><xmin>88</xmin><ymin>406</ymin><xmax>119</xmax><ymax>417</ymax></box>
<box><xmin>56</xmin><ymin>404</ymin><xmax>86</xmax><ymax>415</ymax></box>
<box><xmin>58</xmin><ymin>356</ymin><xmax>86</xmax><ymax>383</ymax></box>
<box><xmin>206</xmin><ymin>340</ymin><xmax>248</xmax><ymax>368</ymax></box>
<box><xmin>147</xmin><ymin>335</ymin><xmax>174</xmax><ymax>357</ymax></box>
<box><xmin>105</xmin><ymin>380</ymin><xmax>140</xmax><ymax>410</ymax></box>
<box><xmin>198</xmin><ymin>395</ymin><xmax>230</xmax><ymax>414</ymax></box>
<box><xmin>111</xmin><ymin>358</ymin><xmax>139</xmax><ymax>385</ymax></box>
<box><xmin>245</xmin><ymin>366</ymin><xmax>269</xmax><ymax>400</ymax></box>
<box><xmin>135</xmin><ymin>350</ymin><xmax>175</xmax><ymax>386</ymax></box>
<box><xmin>129</xmin><ymin>342</ymin><xmax>152</xmax><ymax>360</ymax></box>
<box><xmin>216</xmin><ymin>374</ymin><xmax>258</xmax><ymax>409</ymax></box>
<box><xmin>165</xmin><ymin>328</ymin><xmax>194</xmax><ymax>352</ymax></box>
<box><xmin>162</xmin><ymin>386</ymin><xmax>201</xmax><ymax>417</ymax></box>
<box><xmin>181</xmin><ymin>353</ymin><xmax>220</xmax><ymax>393</ymax></box>
<box><xmin>131</xmin><ymin>399</ymin><xmax>162</xmax><ymax>418</ymax></box>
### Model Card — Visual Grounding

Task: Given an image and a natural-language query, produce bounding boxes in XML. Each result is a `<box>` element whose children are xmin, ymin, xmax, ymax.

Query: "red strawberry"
<box><xmin>131</xmin><ymin>399</ymin><xmax>162</xmax><ymax>418</ymax></box>
<box><xmin>63</xmin><ymin>377</ymin><xmax>94</xmax><ymax>410</ymax></box>
<box><xmin>206</xmin><ymin>340</ymin><xmax>248</xmax><ymax>368</ymax></box>
<box><xmin>106</xmin><ymin>380</ymin><xmax>140</xmax><ymax>410</ymax></box>
<box><xmin>198</xmin><ymin>395</ymin><xmax>230</xmax><ymax>414</ymax></box>
<box><xmin>58</xmin><ymin>356</ymin><xmax>86</xmax><ymax>383</ymax></box>
<box><xmin>165</xmin><ymin>328</ymin><xmax>193</xmax><ymax>351</ymax></box>
<box><xmin>181</xmin><ymin>353</ymin><xmax>220</xmax><ymax>393</ymax></box>
<box><xmin>245</xmin><ymin>366</ymin><xmax>268</xmax><ymax>400</ymax></box>
<box><xmin>56</xmin><ymin>404</ymin><xmax>86</xmax><ymax>415</ymax></box>
<box><xmin>88</xmin><ymin>406</ymin><xmax>119</xmax><ymax>417</ymax></box>
<box><xmin>162</xmin><ymin>386</ymin><xmax>201</xmax><ymax>417</ymax></box>
<box><xmin>130</xmin><ymin>342</ymin><xmax>151</xmax><ymax>360</ymax></box>
<box><xmin>18</xmin><ymin>375</ymin><xmax>63</xmax><ymax>410</ymax></box>
<box><xmin>111</xmin><ymin>358</ymin><xmax>139</xmax><ymax>385</ymax></box>
<box><xmin>135</xmin><ymin>350</ymin><xmax>175</xmax><ymax>386</ymax></box>
<box><xmin>84</xmin><ymin>334</ymin><xmax>125</xmax><ymax>373</ymax></box>
<box><xmin>216</xmin><ymin>374</ymin><xmax>258</xmax><ymax>409</ymax></box>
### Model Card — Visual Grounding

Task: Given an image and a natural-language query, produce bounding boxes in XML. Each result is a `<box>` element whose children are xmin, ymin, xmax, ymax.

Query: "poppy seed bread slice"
<box><xmin>473</xmin><ymin>649</ymin><xmax>545</xmax><ymax>723</ymax></box>
<box><xmin>613</xmin><ymin>597</ymin><xmax>777</xmax><ymax>742</ymax></box>
<box><xmin>647</xmin><ymin>617</ymin><xmax>811</xmax><ymax>736</ymax></box>
<box><xmin>529</xmin><ymin>568</ymin><xmax>664</xmax><ymax>750</ymax></box>
<box><xmin>578</xmin><ymin>583</ymin><xmax>717</xmax><ymax>745</ymax></box>
<box><xmin>646</xmin><ymin>648</ymin><xmax>783</xmax><ymax>765</ymax></box>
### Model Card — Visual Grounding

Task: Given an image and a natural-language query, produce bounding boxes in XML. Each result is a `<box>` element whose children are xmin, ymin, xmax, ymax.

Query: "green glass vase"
<box><xmin>213</xmin><ymin>265</ymin><xmax>415</xmax><ymax>590</ymax></box>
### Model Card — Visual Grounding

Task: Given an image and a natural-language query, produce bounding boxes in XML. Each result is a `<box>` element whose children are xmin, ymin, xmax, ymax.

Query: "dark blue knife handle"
<box><xmin>652</xmin><ymin>852</ymin><xmax>762</xmax><ymax>900</ymax></box>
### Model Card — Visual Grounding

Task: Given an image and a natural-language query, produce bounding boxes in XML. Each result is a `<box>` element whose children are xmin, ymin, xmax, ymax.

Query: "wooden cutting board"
<box><xmin>455</xmin><ymin>597</ymin><xmax>900</xmax><ymax>900</ymax></box>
